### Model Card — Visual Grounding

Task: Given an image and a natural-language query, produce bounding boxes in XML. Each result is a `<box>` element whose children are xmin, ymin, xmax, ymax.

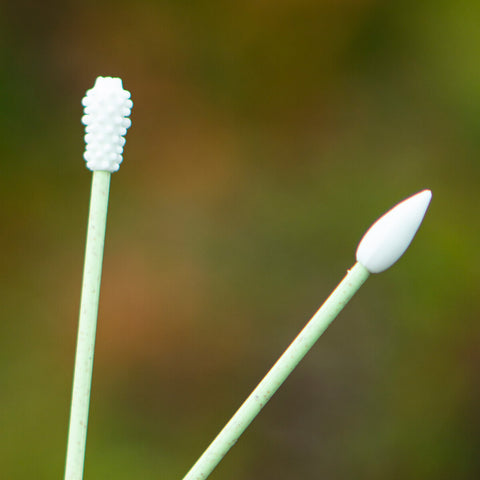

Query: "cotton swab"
<box><xmin>182</xmin><ymin>189</ymin><xmax>432</xmax><ymax>480</ymax></box>
<box><xmin>64</xmin><ymin>76</ymin><xmax>132</xmax><ymax>480</ymax></box>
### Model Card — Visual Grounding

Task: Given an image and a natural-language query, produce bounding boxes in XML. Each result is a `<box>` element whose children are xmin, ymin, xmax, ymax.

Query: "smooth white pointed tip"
<box><xmin>356</xmin><ymin>189</ymin><xmax>432</xmax><ymax>273</ymax></box>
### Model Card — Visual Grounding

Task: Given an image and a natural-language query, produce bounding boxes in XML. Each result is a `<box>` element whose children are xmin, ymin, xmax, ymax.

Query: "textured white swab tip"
<box><xmin>355</xmin><ymin>189</ymin><xmax>432</xmax><ymax>273</ymax></box>
<box><xmin>81</xmin><ymin>76</ymin><xmax>133</xmax><ymax>172</ymax></box>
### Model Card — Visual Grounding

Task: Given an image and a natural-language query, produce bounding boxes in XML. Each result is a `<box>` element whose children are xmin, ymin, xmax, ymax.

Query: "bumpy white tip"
<box><xmin>356</xmin><ymin>190</ymin><xmax>432</xmax><ymax>273</ymax></box>
<box><xmin>81</xmin><ymin>76</ymin><xmax>133</xmax><ymax>172</ymax></box>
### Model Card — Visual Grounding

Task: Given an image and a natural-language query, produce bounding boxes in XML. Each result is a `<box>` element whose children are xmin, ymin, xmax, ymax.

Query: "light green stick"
<box><xmin>182</xmin><ymin>263</ymin><xmax>369</xmax><ymax>480</ymax></box>
<box><xmin>182</xmin><ymin>189</ymin><xmax>432</xmax><ymax>480</ymax></box>
<box><xmin>64</xmin><ymin>76</ymin><xmax>132</xmax><ymax>480</ymax></box>
<box><xmin>64</xmin><ymin>171</ymin><xmax>111</xmax><ymax>480</ymax></box>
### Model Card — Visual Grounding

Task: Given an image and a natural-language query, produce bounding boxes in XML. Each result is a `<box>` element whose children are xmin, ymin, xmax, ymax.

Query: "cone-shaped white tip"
<box><xmin>356</xmin><ymin>189</ymin><xmax>432</xmax><ymax>273</ymax></box>
<box><xmin>81</xmin><ymin>76</ymin><xmax>133</xmax><ymax>172</ymax></box>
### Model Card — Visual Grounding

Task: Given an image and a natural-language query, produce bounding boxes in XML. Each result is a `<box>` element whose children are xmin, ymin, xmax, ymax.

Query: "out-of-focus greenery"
<box><xmin>1</xmin><ymin>1</ymin><xmax>479</xmax><ymax>479</ymax></box>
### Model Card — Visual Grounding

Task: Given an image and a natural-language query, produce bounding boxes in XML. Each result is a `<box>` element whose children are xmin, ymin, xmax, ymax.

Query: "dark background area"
<box><xmin>1</xmin><ymin>1</ymin><xmax>479</xmax><ymax>479</ymax></box>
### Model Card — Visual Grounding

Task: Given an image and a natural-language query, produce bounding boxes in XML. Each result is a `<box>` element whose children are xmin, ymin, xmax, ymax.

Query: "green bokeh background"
<box><xmin>1</xmin><ymin>1</ymin><xmax>479</xmax><ymax>479</ymax></box>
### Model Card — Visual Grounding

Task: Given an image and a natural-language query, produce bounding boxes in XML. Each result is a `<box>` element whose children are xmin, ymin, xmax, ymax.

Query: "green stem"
<box><xmin>182</xmin><ymin>262</ymin><xmax>370</xmax><ymax>480</ymax></box>
<box><xmin>64</xmin><ymin>171</ymin><xmax>112</xmax><ymax>480</ymax></box>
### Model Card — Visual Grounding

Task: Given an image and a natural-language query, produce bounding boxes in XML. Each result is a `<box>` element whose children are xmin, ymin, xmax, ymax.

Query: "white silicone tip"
<box><xmin>356</xmin><ymin>189</ymin><xmax>432</xmax><ymax>273</ymax></box>
<box><xmin>81</xmin><ymin>76</ymin><xmax>133</xmax><ymax>172</ymax></box>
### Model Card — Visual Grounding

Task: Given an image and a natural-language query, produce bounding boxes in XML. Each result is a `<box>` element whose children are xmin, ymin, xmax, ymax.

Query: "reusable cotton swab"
<box><xmin>64</xmin><ymin>76</ymin><xmax>132</xmax><ymax>480</ymax></box>
<box><xmin>182</xmin><ymin>189</ymin><xmax>432</xmax><ymax>480</ymax></box>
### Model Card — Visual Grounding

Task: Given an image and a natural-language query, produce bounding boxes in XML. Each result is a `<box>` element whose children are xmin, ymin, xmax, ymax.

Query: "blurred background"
<box><xmin>1</xmin><ymin>1</ymin><xmax>479</xmax><ymax>479</ymax></box>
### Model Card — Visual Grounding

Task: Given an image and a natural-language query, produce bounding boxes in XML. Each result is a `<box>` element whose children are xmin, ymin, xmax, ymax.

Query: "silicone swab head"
<box><xmin>356</xmin><ymin>189</ymin><xmax>432</xmax><ymax>273</ymax></box>
<box><xmin>81</xmin><ymin>76</ymin><xmax>133</xmax><ymax>172</ymax></box>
